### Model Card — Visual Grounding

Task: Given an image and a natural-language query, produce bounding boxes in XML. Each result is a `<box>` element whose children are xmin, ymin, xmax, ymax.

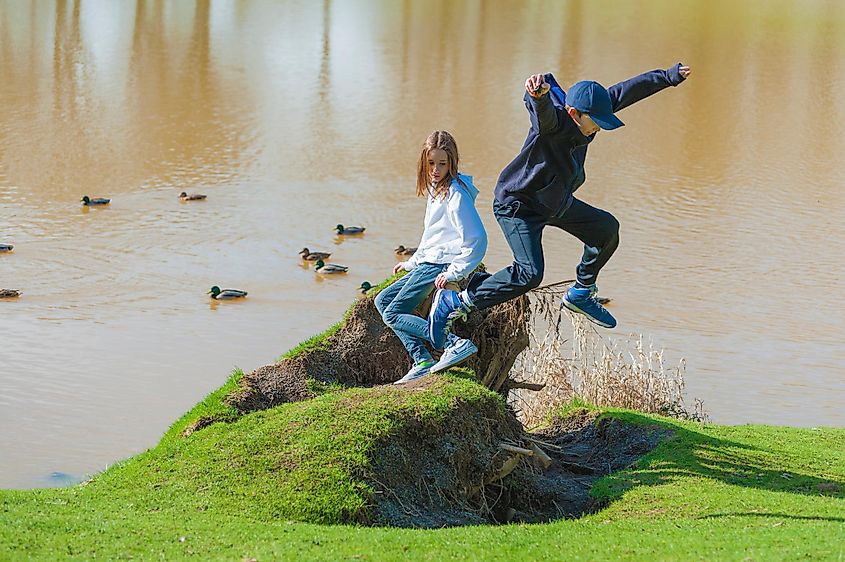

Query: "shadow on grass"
<box><xmin>698</xmin><ymin>512</ymin><xmax>845</xmax><ymax>522</ymax></box>
<box><xmin>591</xmin><ymin>411</ymin><xmax>845</xmax><ymax>504</ymax></box>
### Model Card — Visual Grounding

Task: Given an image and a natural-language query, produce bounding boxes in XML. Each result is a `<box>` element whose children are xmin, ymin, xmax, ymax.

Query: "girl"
<box><xmin>375</xmin><ymin>131</ymin><xmax>487</xmax><ymax>384</ymax></box>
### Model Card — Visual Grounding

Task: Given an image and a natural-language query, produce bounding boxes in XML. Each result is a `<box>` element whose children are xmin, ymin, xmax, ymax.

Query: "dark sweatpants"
<box><xmin>465</xmin><ymin>197</ymin><xmax>619</xmax><ymax>310</ymax></box>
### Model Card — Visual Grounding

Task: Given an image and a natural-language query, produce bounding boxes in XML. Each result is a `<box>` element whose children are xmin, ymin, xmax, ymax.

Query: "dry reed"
<box><xmin>510</xmin><ymin>281</ymin><xmax>707</xmax><ymax>427</ymax></box>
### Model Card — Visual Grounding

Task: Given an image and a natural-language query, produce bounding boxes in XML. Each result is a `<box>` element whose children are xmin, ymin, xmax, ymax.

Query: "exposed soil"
<box><xmin>224</xmin><ymin>271</ymin><xmax>530</xmax><ymax>414</ymax></box>
<box><xmin>516</xmin><ymin>409</ymin><xmax>670</xmax><ymax>522</ymax></box>
<box><xmin>366</xmin><ymin>394</ymin><xmax>669</xmax><ymax>527</ymax></box>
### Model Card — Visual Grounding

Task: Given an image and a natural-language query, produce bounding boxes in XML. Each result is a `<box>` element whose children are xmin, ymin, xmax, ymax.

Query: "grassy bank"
<box><xmin>2</xmin><ymin>291</ymin><xmax>843</xmax><ymax>560</ymax></box>
<box><xmin>1</xmin><ymin>378</ymin><xmax>843</xmax><ymax>560</ymax></box>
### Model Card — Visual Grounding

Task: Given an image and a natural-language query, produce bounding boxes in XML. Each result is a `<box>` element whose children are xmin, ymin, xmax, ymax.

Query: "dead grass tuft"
<box><xmin>511</xmin><ymin>282</ymin><xmax>708</xmax><ymax>427</ymax></box>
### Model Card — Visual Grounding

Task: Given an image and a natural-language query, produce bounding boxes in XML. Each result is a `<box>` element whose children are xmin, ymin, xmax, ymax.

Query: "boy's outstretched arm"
<box><xmin>523</xmin><ymin>73</ymin><xmax>559</xmax><ymax>134</ymax></box>
<box><xmin>608</xmin><ymin>63</ymin><xmax>691</xmax><ymax>113</ymax></box>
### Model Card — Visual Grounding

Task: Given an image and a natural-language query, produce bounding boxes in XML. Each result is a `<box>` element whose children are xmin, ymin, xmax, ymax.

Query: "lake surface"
<box><xmin>1</xmin><ymin>0</ymin><xmax>844</xmax><ymax>489</ymax></box>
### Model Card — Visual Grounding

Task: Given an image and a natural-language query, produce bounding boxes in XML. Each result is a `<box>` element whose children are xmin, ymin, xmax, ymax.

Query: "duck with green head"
<box><xmin>315</xmin><ymin>259</ymin><xmax>348</xmax><ymax>274</ymax></box>
<box><xmin>359</xmin><ymin>281</ymin><xmax>373</xmax><ymax>294</ymax></box>
<box><xmin>81</xmin><ymin>196</ymin><xmax>110</xmax><ymax>206</ymax></box>
<box><xmin>208</xmin><ymin>286</ymin><xmax>248</xmax><ymax>300</ymax></box>
<box><xmin>0</xmin><ymin>244</ymin><xmax>13</xmax><ymax>253</ymax></box>
<box><xmin>336</xmin><ymin>224</ymin><xmax>366</xmax><ymax>235</ymax></box>
<box><xmin>299</xmin><ymin>247</ymin><xmax>331</xmax><ymax>261</ymax></box>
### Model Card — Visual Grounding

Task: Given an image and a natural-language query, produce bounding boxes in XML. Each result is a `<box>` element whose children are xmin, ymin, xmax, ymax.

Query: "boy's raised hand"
<box><xmin>679</xmin><ymin>65</ymin><xmax>692</xmax><ymax>79</ymax></box>
<box><xmin>525</xmin><ymin>74</ymin><xmax>550</xmax><ymax>98</ymax></box>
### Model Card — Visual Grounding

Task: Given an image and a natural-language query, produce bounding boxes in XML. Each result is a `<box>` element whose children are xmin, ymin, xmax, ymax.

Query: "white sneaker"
<box><xmin>393</xmin><ymin>360</ymin><xmax>435</xmax><ymax>385</ymax></box>
<box><xmin>430</xmin><ymin>338</ymin><xmax>478</xmax><ymax>374</ymax></box>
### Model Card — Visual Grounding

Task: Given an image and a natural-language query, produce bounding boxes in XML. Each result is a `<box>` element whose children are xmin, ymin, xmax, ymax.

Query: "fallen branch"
<box><xmin>507</xmin><ymin>380</ymin><xmax>546</xmax><ymax>391</ymax></box>
<box><xmin>493</xmin><ymin>455</ymin><xmax>522</xmax><ymax>481</ymax></box>
<box><xmin>498</xmin><ymin>443</ymin><xmax>534</xmax><ymax>456</ymax></box>
<box><xmin>529</xmin><ymin>442</ymin><xmax>553</xmax><ymax>469</ymax></box>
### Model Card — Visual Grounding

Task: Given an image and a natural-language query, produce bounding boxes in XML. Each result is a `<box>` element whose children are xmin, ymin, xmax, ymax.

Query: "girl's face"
<box><xmin>427</xmin><ymin>148</ymin><xmax>450</xmax><ymax>184</ymax></box>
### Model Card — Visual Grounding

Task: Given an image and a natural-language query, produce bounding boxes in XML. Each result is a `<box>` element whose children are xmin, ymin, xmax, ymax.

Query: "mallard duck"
<box><xmin>315</xmin><ymin>259</ymin><xmax>348</xmax><ymax>274</ymax></box>
<box><xmin>179</xmin><ymin>192</ymin><xmax>207</xmax><ymax>201</ymax></box>
<box><xmin>208</xmin><ymin>286</ymin><xmax>247</xmax><ymax>300</ymax></box>
<box><xmin>299</xmin><ymin>247</ymin><xmax>331</xmax><ymax>261</ymax></box>
<box><xmin>394</xmin><ymin>245</ymin><xmax>417</xmax><ymax>256</ymax></box>
<box><xmin>336</xmin><ymin>224</ymin><xmax>365</xmax><ymax>235</ymax></box>
<box><xmin>0</xmin><ymin>289</ymin><xmax>21</xmax><ymax>298</ymax></box>
<box><xmin>81</xmin><ymin>196</ymin><xmax>110</xmax><ymax>206</ymax></box>
<box><xmin>0</xmin><ymin>244</ymin><xmax>13</xmax><ymax>253</ymax></box>
<box><xmin>360</xmin><ymin>281</ymin><xmax>373</xmax><ymax>294</ymax></box>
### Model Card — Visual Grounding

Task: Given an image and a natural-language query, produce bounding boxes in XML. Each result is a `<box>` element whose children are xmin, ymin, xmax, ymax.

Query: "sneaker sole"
<box><xmin>561</xmin><ymin>296</ymin><xmax>616</xmax><ymax>329</ymax></box>
<box><xmin>393</xmin><ymin>370</ymin><xmax>432</xmax><ymax>385</ymax></box>
<box><xmin>429</xmin><ymin>345</ymin><xmax>479</xmax><ymax>374</ymax></box>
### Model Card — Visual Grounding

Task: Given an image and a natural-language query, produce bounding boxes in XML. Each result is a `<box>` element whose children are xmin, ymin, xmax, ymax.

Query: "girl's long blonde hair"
<box><xmin>416</xmin><ymin>130</ymin><xmax>463</xmax><ymax>199</ymax></box>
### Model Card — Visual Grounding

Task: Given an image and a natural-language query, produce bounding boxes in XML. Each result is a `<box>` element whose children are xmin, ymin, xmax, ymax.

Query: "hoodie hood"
<box><xmin>453</xmin><ymin>173</ymin><xmax>479</xmax><ymax>201</ymax></box>
<box><xmin>404</xmin><ymin>172</ymin><xmax>487</xmax><ymax>283</ymax></box>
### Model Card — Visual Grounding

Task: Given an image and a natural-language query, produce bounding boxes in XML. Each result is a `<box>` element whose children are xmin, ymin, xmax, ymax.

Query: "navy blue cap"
<box><xmin>566</xmin><ymin>81</ymin><xmax>624</xmax><ymax>130</ymax></box>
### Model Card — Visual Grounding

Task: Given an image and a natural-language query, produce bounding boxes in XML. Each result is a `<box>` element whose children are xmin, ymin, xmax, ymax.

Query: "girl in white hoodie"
<box><xmin>375</xmin><ymin>131</ymin><xmax>487</xmax><ymax>384</ymax></box>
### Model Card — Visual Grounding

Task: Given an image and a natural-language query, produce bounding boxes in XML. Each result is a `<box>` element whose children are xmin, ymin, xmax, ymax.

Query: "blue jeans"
<box><xmin>375</xmin><ymin>263</ymin><xmax>457</xmax><ymax>365</ymax></box>
<box><xmin>466</xmin><ymin>197</ymin><xmax>619</xmax><ymax>310</ymax></box>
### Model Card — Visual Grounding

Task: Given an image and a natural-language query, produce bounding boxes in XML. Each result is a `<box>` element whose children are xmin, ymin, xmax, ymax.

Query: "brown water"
<box><xmin>1</xmin><ymin>0</ymin><xmax>844</xmax><ymax>489</ymax></box>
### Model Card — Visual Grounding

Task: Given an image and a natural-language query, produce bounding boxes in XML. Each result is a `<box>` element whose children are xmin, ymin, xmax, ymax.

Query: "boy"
<box><xmin>428</xmin><ymin>63</ymin><xmax>692</xmax><ymax>348</ymax></box>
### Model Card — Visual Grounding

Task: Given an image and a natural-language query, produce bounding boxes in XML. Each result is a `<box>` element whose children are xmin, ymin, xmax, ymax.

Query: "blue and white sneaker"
<box><xmin>393</xmin><ymin>360</ymin><xmax>435</xmax><ymax>385</ymax></box>
<box><xmin>430</xmin><ymin>338</ymin><xmax>478</xmax><ymax>374</ymax></box>
<box><xmin>561</xmin><ymin>284</ymin><xmax>617</xmax><ymax>328</ymax></box>
<box><xmin>428</xmin><ymin>289</ymin><xmax>470</xmax><ymax>350</ymax></box>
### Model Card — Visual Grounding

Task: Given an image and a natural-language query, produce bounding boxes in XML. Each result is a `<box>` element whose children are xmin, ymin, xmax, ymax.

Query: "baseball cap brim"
<box><xmin>589</xmin><ymin>112</ymin><xmax>625</xmax><ymax>130</ymax></box>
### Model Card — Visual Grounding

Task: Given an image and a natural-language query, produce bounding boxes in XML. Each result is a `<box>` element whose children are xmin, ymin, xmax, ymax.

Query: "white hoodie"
<box><xmin>401</xmin><ymin>173</ymin><xmax>487</xmax><ymax>282</ymax></box>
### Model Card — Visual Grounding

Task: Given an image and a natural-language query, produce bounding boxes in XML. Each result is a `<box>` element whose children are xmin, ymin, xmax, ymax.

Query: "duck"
<box><xmin>208</xmin><ymin>286</ymin><xmax>247</xmax><ymax>300</ymax></box>
<box><xmin>394</xmin><ymin>245</ymin><xmax>417</xmax><ymax>256</ymax></box>
<box><xmin>336</xmin><ymin>224</ymin><xmax>366</xmax><ymax>235</ymax></box>
<box><xmin>81</xmin><ymin>196</ymin><xmax>110</xmax><ymax>206</ymax></box>
<box><xmin>315</xmin><ymin>259</ymin><xmax>349</xmax><ymax>274</ymax></box>
<box><xmin>299</xmin><ymin>247</ymin><xmax>332</xmax><ymax>261</ymax></box>
<box><xmin>0</xmin><ymin>244</ymin><xmax>13</xmax><ymax>253</ymax></box>
<box><xmin>360</xmin><ymin>281</ymin><xmax>373</xmax><ymax>294</ymax></box>
<box><xmin>0</xmin><ymin>289</ymin><xmax>21</xmax><ymax>298</ymax></box>
<box><xmin>179</xmin><ymin>192</ymin><xmax>207</xmax><ymax>201</ymax></box>
<box><xmin>597</xmin><ymin>296</ymin><xmax>612</xmax><ymax>305</ymax></box>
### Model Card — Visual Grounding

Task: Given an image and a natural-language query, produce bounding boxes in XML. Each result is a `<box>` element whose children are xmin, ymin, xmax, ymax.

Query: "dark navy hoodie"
<box><xmin>494</xmin><ymin>63</ymin><xmax>687</xmax><ymax>218</ymax></box>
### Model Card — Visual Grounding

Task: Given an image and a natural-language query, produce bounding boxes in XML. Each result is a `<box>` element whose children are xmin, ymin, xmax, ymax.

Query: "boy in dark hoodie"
<box><xmin>427</xmin><ymin>63</ymin><xmax>692</xmax><ymax>348</ymax></box>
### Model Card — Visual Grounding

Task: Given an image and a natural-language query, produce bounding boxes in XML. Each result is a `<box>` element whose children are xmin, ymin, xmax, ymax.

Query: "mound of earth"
<box><xmin>363</xmin><ymin>383</ymin><xmax>668</xmax><ymax>527</ymax></box>
<box><xmin>225</xmin><ymin>272</ymin><xmax>530</xmax><ymax>414</ymax></box>
<box><xmin>182</xmin><ymin>274</ymin><xmax>669</xmax><ymax>527</ymax></box>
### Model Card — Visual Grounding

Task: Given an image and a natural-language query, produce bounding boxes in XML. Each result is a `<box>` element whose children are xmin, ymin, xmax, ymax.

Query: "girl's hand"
<box><xmin>525</xmin><ymin>74</ymin><xmax>549</xmax><ymax>98</ymax></box>
<box><xmin>393</xmin><ymin>262</ymin><xmax>405</xmax><ymax>274</ymax></box>
<box><xmin>679</xmin><ymin>65</ymin><xmax>692</xmax><ymax>79</ymax></box>
<box><xmin>434</xmin><ymin>273</ymin><xmax>449</xmax><ymax>289</ymax></box>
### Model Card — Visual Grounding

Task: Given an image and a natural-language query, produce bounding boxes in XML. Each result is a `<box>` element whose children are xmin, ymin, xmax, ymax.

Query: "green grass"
<box><xmin>2</xmin><ymin>381</ymin><xmax>842</xmax><ymax>561</ymax></box>
<box><xmin>169</xmin><ymin>273</ymin><xmax>405</xmax><ymax>435</ymax></box>
<box><xmin>2</xmin><ymin>280</ymin><xmax>843</xmax><ymax>560</ymax></box>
